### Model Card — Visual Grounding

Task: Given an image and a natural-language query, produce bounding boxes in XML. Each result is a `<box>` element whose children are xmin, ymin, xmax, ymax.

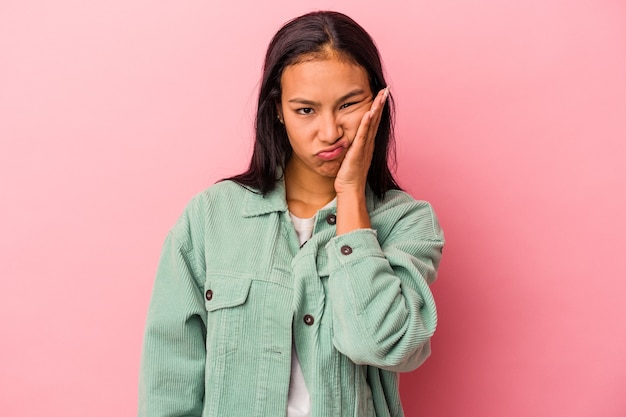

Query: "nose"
<box><xmin>317</xmin><ymin>112</ymin><xmax>343</xmax><ymax>143</ymax></box>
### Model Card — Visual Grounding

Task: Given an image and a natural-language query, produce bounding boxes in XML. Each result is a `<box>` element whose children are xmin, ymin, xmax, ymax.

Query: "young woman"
<box><xmin>139</xmin><ymin>11</ymin><xmax>444</xmax><ymax>417</ymax></box>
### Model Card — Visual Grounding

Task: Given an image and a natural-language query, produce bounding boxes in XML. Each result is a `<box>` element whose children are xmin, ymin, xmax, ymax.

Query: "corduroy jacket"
<box><xmin>139</xmin><ymin>179</ymin><xmax>444</xmax><ymax>417</ymax></box>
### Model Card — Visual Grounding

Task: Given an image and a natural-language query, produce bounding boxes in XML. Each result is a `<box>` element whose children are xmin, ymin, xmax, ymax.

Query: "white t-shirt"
<box><xmin>287</xmin><ymin>211</ymin><xmax>315</xmax><ymax>417</ymax></box>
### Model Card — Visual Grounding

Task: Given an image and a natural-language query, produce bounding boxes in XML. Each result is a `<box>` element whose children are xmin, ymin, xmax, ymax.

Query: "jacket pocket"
<box><xmin>204</xmin><ymin>276</ymin><xmax>252</xmax><ymax>311</ymax></box>
<box><xmin>204</xmin><ymin>276</ymin><xmax>253</xmax><ymax>357</ymax></box>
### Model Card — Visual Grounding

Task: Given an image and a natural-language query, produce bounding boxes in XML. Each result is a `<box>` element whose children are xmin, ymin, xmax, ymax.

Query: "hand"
<box><xmin>334</xmin><ymin>87</ymin><xmax>389</xmax><ymax>196</ymax></box>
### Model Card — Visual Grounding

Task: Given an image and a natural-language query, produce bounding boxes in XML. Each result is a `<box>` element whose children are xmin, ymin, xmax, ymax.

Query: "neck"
<box><xmin>284</xmin><ymin>161</ymin><xmax>336</xmax><ymax>217</ymax></box>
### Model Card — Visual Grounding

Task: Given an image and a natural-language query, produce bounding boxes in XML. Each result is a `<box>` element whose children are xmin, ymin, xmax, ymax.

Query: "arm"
<box><xmin>327</xmin><ymin>199</ymin><xmax>443</xmax><ymax>372</ymax></box>
<box><xmin>139</xmin><ymin>203</ymin><xmax>207</xmax><ymax>417</ymax></box>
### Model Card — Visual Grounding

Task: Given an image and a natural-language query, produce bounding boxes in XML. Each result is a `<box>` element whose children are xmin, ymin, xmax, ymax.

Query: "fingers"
<box><xmin>370</xmin><ymin>87</ymin><xmax>389</xmax><ymax>130</ymax></box>
<box><xmin>353</xmin><ymin>87</ymin><xmax>389</xmax><ymax>146</ymax></box>
<box><xmin>369</xmin><ymin>86</ymin><xmax>389</xmax><ymax>121</ymax></box>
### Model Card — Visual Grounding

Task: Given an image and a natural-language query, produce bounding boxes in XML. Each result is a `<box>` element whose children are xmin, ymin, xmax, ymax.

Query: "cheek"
<box><xmin>339</xmin><ymin>109</ymin><xmax>368</xmax><ymax>131</ymax></box>
<box><xmin>284</xmin><ymin>126</ymin><xmax>307</xmax><ymax>149</ymax></box>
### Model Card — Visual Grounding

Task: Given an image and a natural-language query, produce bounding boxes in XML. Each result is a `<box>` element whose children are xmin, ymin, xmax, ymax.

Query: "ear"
<box><xmin>276</xmin><ymin>102</ymin><xmax>284</xmax><ymax>124</ymax></box>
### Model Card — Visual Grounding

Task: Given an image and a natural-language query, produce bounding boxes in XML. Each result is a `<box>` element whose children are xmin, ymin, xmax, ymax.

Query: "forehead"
<box><xmin>280</xmin><ymin>56</ymin><xmax>370</xmax><ymax>98</ymax></box>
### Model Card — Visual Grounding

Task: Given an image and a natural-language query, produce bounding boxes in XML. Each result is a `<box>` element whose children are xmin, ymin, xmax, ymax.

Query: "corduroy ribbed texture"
<box><xmin>139</xmin><ymin>180</ymin><xmax>444</xmax><ymax>417</ymax></box>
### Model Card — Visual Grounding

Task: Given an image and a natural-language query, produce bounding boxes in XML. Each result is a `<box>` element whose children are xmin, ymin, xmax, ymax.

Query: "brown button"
<box><xmin>205</xmin><ymin>289</ymin><xmax>213</xmax><ymax>301</ymax></box>
<box><xmin>340</xmin><ymin>245</ymin><xmax>353</xmax><ymax>255</ymax></box>
<box><xmin>303</xmin><ymin>314</ymin><xmax>314</xmax><ymax>325</ymax></box>
<box><xmin>326</xmin><ymin>214</ymin><xmax>336</xmax><ymax>225</ymax></box>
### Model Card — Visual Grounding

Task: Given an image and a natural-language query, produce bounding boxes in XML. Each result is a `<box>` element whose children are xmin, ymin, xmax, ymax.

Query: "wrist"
<box><xmin>335</xmin><ymin>191</ymin><xmax>371</xmax><ymax>235</ymax></box>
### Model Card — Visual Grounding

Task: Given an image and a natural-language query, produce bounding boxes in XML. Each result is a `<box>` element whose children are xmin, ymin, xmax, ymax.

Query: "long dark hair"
<box><xmin>228</xmin><ymin>11</ymin><xmax>400</xmax><ymax>198</ymax></box>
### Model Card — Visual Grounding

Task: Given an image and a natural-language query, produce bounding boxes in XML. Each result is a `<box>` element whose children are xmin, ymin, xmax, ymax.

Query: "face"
<box><xmin>279</xmin><ymin>55</ymin><xmax>373</xmax><ymax>181</ymax></box>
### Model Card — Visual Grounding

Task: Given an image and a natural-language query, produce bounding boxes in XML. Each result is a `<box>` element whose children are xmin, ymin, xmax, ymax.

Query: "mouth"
<box><xmin>316</xmin><ymin>143</ymin><xmax>346</xmax><ymax>161</ymax></box>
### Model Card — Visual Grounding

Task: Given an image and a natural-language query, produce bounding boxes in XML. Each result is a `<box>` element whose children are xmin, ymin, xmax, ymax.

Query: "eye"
<box><xmin>340</xmin><ymin>102</ymin><xmax>358</xmax><ymax>110</ymax></box>
<box><xmin>296</xmin><ymin>108</ymin><xmax>314</xmax><ymax>115</ymax></box>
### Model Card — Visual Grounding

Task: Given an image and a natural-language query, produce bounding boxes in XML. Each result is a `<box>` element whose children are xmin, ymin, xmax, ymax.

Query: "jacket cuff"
<box><xmin>325</xmin><ymin>228</ymin><xmax>382</xmax><ymax>270</ymax></box>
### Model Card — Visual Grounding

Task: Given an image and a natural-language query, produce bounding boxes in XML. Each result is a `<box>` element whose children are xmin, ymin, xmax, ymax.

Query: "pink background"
<box><xmin>1</xmin><ymin>1</ymin><xmax>625</xmax><ymax>416</ymax></box>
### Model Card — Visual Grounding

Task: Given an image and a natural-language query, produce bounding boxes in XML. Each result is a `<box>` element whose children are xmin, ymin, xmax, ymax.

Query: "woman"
<box><xmin>139</xmin><ymin>11</ymin><xmax>444</xmax><ymax>417</ymax></box>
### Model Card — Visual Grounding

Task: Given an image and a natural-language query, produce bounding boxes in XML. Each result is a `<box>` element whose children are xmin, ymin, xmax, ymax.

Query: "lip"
<box><xmin>316</xmin><ymin>143</ymin><xmax>347</xmax><ymax>161</ymax></box>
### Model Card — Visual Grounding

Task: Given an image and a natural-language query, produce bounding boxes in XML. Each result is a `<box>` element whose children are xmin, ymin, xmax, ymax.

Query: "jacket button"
<box><xmin>303</xmin><ymin>314</ymin><xmax>314</xmax><ymax>325</ymax></box>
<box><xmin>205</xmin><ymin>289</ymin><xmax>213</xmax><ymax>301</ymax></box>
<box><xmin>326</xmin><ymin>214</ymin><xmax>336</xmax><ymax>225</ymax></box>
<box><xmin>340</xmin><ymin>245</ymin><xmax>353</xmax><ymax>255</ymax></box>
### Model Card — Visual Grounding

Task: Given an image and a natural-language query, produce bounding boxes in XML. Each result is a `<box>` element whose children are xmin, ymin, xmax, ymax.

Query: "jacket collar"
<box><xmin>241</xmin><ymin>180</ymin><xmax>289</xmax><ymax>217</ymax></box>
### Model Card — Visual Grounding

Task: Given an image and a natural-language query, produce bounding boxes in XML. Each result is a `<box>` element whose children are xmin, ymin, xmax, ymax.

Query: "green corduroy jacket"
<box><xmin>139</xmin><ymin>179</ymin><xmax>444</xmax><ymax>417</ymax></box>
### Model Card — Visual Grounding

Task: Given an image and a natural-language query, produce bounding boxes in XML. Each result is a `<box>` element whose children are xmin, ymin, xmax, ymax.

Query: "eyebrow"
<box><xmin>287</xmin><ymin>89</ymin><xmax>367</xmax><ymax>106</ymax></box>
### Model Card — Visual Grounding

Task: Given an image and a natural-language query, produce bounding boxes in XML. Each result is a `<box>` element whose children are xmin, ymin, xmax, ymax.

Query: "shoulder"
<box><xmin>169</xmin><ymin>180</ymin><xmax>258</xmax><ymax>245</ymax></box>
<box><xmin>369</xmin><ymin>190</ymin><xmax>444</xmax><ymax>242</ymax></box>
<box><xmin>193</xmin><ymin>180</ymin><xmax>256</xmax><ymax>206</ymax></box>
<box><xmin>184</xmin><ymin>180</ymin><xmax>259</xmax><ymax>216</ymax></box>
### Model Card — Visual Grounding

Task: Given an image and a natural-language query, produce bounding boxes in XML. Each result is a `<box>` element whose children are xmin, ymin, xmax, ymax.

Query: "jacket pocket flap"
<box><xmin>204</xmin><ymin>277</ymin><xmax>252</xmax><ymax>312</ymax></box>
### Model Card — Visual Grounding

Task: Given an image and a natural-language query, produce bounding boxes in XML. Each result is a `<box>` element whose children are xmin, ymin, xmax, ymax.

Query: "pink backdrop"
<box><xmin>1</xmin><ymin>1</ymin><xmax>625</xmax><ymax>416</ymax></box>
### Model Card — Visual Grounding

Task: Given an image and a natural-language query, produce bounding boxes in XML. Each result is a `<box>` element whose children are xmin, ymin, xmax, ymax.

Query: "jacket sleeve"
<box><xmin>139</xmin><ymin>202</ymin><xmax>207</xmax><ymax>417</ymax></box>
<box><xmin>325</xmin><ymin>199</ymin><xmax>443</xmax><ymax>372</ymax></box>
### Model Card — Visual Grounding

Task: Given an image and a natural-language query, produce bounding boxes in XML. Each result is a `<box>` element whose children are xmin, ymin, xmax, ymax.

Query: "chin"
<box><xmin>316</xmin><ymin>163</ymin><xmax>342</xmax><ymax>178</ymax></box>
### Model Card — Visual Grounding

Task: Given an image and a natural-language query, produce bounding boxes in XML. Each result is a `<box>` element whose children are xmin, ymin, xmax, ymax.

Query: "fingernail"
<box><xmin>383</xmin><ymin>86</ymin><xmax>390</xmax><ymax>101</ymax></box>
